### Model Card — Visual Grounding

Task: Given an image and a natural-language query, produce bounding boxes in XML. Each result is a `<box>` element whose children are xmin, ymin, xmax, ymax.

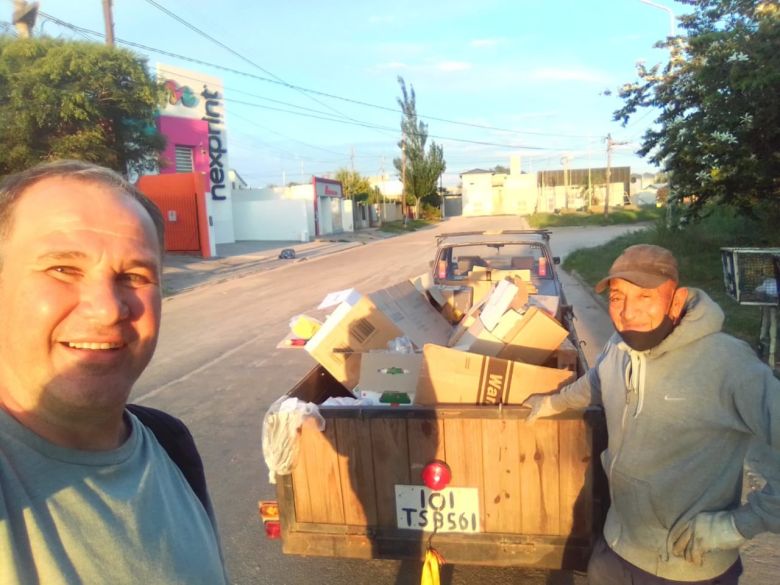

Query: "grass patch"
<box><xmin>379</xmin><ymin>219</ymin><xmax>437</xmax><ymax>233</ymax></box>
<box><xmin>563</xmin><ymin>209</ymin><xmax>779</xmax><ymax>346</ymax></box>
<box><xmin>529</xmin><ymin>206</ymin><xmax>664</xmax><ymax>228</ymax></box>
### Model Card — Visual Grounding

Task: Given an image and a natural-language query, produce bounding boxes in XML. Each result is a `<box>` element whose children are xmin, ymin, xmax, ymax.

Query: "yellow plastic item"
<box><xmin>290</xmin><ymin>315</ymin><xmax>321</xmax><ymax>340</ymax></box>
<box><xmin>420</xmin><ymin>547</ymin><xmax>444</xmax><ymax>585</ymax></box>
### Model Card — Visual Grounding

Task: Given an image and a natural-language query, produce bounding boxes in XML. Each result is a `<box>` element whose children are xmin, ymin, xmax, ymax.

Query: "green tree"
<box><xmin>393</xmin><ymin>77</ymin><xmax>446</xmax><ymax>215</ymax></box>
<box><xmin>334</xmin><ymin>167</ymin><xmax>372</xmax><ymax>201</ymax></box>
<box><xmin>614</xmin><ymin>0</ymin><xmax>780</xmax><ymax>220</ymax></box>
<box><xmin>0</xmin><ymin>37</ymin><xmax>166</xmax><ymax>176</ymax></box>
<box><xmin>493</xmin><ymin>165</ymin><xmax>510</xmax><ymax>174</ymax></box>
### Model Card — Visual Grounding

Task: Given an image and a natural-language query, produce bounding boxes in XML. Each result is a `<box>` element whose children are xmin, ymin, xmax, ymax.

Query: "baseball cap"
<box><xmin>595</xmin><ymin>244</ymin><xmax>679</xmax><ymax>293</ymax></box>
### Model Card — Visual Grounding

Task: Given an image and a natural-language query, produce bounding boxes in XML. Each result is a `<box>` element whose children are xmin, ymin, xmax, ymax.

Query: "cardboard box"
<box><xmin>480</xmin><ymin>279</ymin><xmax>519</xmax><ymax>330</ymax></box>
<box><xmin>453</xmin><ymin>305</ymin><xmax>568</xmax><ymax>366</ymax></box>
<box><xmin>305</xmin><ymin>282</ymin><xmax>452</xmax><ymax>389</ymax></box>
<box><xmin>358</xmin><ymin>351</ymin><xmax>422</xmax><ymax>395</ymax></box>
<box><xmin>415</xmin><ymin>344</ymin><xmax>575</xmax><ymax>406</ymax></box>
<box><xmin>497</xmin><ymin>306</ymin><xmax>569</xmax><ymax>365</ymax></box>
<box><xmin>435</xmin><ymin>285</ymin><xmax>473</xmax><ymax>324</ymax></box>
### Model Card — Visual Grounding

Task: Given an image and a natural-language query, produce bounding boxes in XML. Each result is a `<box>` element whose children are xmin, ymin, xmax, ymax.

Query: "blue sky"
<box><xmin>14</xmin><ymin>0</ymin><xmax>685</xmax><ymax>187</ymax></box>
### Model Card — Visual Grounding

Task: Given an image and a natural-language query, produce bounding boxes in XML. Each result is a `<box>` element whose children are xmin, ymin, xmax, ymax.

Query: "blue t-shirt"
<box><xmin>0</xmin><ymin>409</ymin><xmax>228</xmax><ymax>585</ymax></box>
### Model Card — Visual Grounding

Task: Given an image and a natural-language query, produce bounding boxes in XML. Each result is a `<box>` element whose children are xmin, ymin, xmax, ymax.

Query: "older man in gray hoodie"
<box><xmin>524</xmin><ymin>244</ymin><xmax>780</xmax><ymax>585</ymax></box>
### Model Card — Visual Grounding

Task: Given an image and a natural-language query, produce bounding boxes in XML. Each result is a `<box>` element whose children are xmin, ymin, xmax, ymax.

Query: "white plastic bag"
<box><xmin>262</xmin><ymin>396</ymin><xmax>325</xmax><ymax>484</ymax></box>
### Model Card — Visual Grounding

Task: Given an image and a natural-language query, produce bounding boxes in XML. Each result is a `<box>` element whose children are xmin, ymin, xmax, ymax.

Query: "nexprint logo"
<box><xmin>163</xmin><ymin>80</ymin><xmax>198</xmax><ymax>108</ymax></box>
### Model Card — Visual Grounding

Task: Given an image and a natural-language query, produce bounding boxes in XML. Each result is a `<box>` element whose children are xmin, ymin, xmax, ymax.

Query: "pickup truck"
<box><xmin>262</xmin><ymin>229</ymin><xmax>607</xmax><ymax>571</ymax></box>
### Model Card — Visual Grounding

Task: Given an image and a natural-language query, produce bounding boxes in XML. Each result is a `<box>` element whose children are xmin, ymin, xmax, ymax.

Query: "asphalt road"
<box><xmin>131</xmin><ymin>216</ymin><xmax>780</xmax><ymax>585</ymax></box>
<box><xmin>128</xmin><ymin>216</ymin><xmax>644</xmax><ymax>584</ymax></box>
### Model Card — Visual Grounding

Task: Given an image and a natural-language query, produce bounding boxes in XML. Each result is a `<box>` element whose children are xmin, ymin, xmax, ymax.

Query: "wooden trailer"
<box><xmin>273</xmin><ymin>365</ymin><xmax>608</xmax><ymax>570</ymax></box>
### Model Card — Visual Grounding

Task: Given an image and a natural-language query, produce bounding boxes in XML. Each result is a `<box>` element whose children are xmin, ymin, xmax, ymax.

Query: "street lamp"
<box><xmin>640</xmin><ymin>0</ymin><xmax>676</xmax><ymax>37</ymax></box>
<box><xmin>639</xmin><ymin>0</ymin><xmax>677</xmax><ymax>226</ymax></box>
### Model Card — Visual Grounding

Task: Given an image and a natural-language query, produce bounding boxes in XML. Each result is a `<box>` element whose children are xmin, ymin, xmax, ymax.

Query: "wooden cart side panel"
<box><xmin>406</xmin><ymin>418</ymin><xmax>445</xmax><ymax>486</ymax></box>
<box><xmin>334</xmin><ymin>418</ymin><xmax>378</xmax><ymax>526</ymax></box>
<box><xmin>519</xmin><ymin>419</ymin><xmax>561</xmax><ymax>535</ymax></box>
<box><xmin>370</xmin><ymin>418</ymin><xmax>411</xmax><ymax>527</ymax></box>
<box><xmin>292</xmin><ymin>420</ymin><xmax>345</xmax><ymax>524</ymax></box>
<box><xmin>481</xmin><ymin>419</ymin><xmax>522</xmax><ymax>533</ymax></box>
<box><xmin>558</xmin><ymin>418</ymin><xmax>594</xmax><ymax>537</ymax></box>
<box><xmin>442</xmin><ymin>418</ymin><xmax>486</xmax><ymax>531</ymax></box>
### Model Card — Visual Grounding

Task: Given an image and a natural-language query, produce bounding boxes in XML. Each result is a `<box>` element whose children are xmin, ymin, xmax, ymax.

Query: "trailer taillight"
<box><xmin>538</xmin><ymin>256</ymin><xmax>547</xmax><ymax>277</ymax></box>
<box><xmin>264</xmin><ymin>520</ymin><xmax>281</xmax><ymax>539</ymax></box>
<box><xmin>259</xmin><ymin>500</ymin><xmax>281</xmax><ymax>539</ymax></box>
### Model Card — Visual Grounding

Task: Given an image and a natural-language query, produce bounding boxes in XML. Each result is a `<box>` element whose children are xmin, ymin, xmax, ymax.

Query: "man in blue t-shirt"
<box><xmin>0</xmin><ymin>160</ymin><xmax>228</xmax><ymax>584</ymax></box>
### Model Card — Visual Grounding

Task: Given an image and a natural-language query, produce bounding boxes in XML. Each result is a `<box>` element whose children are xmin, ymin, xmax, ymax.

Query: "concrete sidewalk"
<box><xmin>162</xmin><ymin>227</ymin><xmax>391</xmax><ymax>296</ymax></box>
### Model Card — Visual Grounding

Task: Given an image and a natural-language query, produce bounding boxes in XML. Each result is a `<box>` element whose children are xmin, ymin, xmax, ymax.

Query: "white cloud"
<box><xmin>436</xmin><ymin>60</ymin><xmax>472</xmax><ymax>72</ymax></box>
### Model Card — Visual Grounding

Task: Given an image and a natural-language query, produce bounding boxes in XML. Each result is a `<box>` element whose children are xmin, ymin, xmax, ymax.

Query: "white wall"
<box><xmin>461</xmin><ymin>173</ymin><xmax>495</xmax><ymax>216</ymax></box>
<box><xmin>232</xmin><ymin>199</ymin><xmax>310</xmax><ymax>241</ymax></box>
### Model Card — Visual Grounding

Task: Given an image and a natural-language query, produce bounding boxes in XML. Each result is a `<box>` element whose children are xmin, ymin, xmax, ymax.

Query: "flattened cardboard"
<box><xmin>368</xmin><ymin>282</ymin><xmax>452</xmax><ymax>348</ymax></box>
<box><xmin>479</xmin><ymin>279</ymin><xmax>519</xmax><ymax>330</ymax></box>
<box><xmin>497</xmin><ymin>306</ymin><xmax>569</xmax><ymax>365</ymax></box>
<box><xmin>305</xmin><ymin>283</ymin><xmax>451</xmax><ymax>389</ymax></box>
<box><xmin>358</xmin><ymin>351</ymin><xmax>423</xmax><ymax>395</ymax></box>
<box><xmin>415</xmin><ymin>344</ymin><xmax>574</xmax><ymax>406</ymax></box>
<box><xmin>436</xmin><ymin>286</ymin><xmax>473</xmax><ymax>324</ymax></box>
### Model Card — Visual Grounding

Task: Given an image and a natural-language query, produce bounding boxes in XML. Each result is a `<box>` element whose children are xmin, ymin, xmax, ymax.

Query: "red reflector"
<box><xmin>422</xmin><ymin>460</ymin><xmax>452</xmax><ymax>491</ymax></box>
<box><xmin>264</xmin><ymin>520</ymin><xmax>281</xmax><ymax>539</ymax></box>
<box><xmin>258</xmin><ymin>500</ymin><xmax>279</xmax><ymax>521</ymax></box>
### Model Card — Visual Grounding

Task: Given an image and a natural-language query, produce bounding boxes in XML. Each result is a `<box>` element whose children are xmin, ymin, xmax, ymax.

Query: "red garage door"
<box><xmin>136</xmin><ymin>173</ymin><xmax>209</xmax><ymax>256</ymax></box>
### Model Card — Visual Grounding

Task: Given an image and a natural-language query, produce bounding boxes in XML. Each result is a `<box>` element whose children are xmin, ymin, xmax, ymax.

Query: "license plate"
<box><xmin>394</xmin><ymin>485</ymin><xmax>480</xmax><ymax>533</ymax></box>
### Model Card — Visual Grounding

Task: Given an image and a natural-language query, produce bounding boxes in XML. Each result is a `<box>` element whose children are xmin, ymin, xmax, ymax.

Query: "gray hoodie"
<box><xmin>552</xmin><ymin>288</ymin><xmax>780</xmax><ymax>580</ymax></box>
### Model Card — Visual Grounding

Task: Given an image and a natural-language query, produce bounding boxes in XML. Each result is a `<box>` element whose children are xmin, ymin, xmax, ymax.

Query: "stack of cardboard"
<box><xmin>288</xmin><ymin>274</ymin><xmax>578</xmax><ymax>406</ymax></box>
<box><xmin>304</xmin><ymin>281</ymin><xmax>450</xmax><ymax>391</ymax></box>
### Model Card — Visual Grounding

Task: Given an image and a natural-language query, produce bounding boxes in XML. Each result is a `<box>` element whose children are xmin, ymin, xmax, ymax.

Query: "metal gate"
<box><xmin>136</xmin><ymin>173</ymin><xmax>205</xmax><ymax>253</ymax></box>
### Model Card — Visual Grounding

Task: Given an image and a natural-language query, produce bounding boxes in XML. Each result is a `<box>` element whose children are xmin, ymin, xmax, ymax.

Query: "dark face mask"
<box><xmin>619</xmin><ymin>315</ymin><xmax>676</xmax><ymax>351</ymax></box>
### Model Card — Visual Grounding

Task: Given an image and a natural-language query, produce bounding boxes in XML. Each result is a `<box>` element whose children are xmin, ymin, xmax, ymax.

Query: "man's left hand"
<box><xmin>671</xmin><ymin>511</ymin><xmax>746</xmax><ymax>566</ymax></box>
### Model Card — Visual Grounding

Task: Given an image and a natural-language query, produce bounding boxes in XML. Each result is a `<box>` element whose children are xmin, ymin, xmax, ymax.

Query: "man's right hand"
<box><xmin>523</xmin><ymin>394</ymin><xmax>564</xmax><ymax>423</ymax></box>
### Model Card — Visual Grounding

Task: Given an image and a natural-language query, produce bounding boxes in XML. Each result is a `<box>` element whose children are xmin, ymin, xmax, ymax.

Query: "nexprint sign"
<box><xmin>202</xmin><ymin>87</ymin><xmax>228</xmax><ymax>201</ymax></box>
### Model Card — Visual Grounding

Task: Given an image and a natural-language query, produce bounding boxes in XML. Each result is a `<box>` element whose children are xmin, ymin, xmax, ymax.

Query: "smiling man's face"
<box><xmin>0</xmin><ymin>176</ymin><xmax>162</xmax><ymax>421</ymax></box>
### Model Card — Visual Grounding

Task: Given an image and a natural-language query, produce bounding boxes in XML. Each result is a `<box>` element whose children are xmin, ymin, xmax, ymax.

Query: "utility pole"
<box><xmin>12</xmin><ymin>0</ymin><xmax>38</xmax><ymax>38</ymax></box>
<box><xmin>102</xmin><ymin>0</ymin><xmax>115</xmax><ymax>46</ymax></box>
<box><xmin>401</xmin><ymin>137</ymin><xmax>407</xmax><ymax>224</ymax></box>
<box><xmin>560</xmin><ymin>155</ymin><xmax>570</xmax><ymax>210</ymax></box>
<box><xmin>604</xmin><ymin>134</ymin><xmax>628</xmax><ymax>219</ymax></box>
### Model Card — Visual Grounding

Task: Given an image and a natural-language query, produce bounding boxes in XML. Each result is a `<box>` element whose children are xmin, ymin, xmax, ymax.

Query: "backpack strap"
<box><xmin>126</xmin><ymin>404</ymin><xmax>214</xmax><ymax>521</ymax></box>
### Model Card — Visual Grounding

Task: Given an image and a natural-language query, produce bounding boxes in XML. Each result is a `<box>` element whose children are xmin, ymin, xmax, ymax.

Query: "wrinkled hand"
<box><xmin>671</xmin><ymin>512</ymin><xmax>746</xmax><ymax>566</ymax></box>
<box><xmin>523</xmin><ymin>394</ymin><xmax>564</xmax><ymax>423</ymax></box>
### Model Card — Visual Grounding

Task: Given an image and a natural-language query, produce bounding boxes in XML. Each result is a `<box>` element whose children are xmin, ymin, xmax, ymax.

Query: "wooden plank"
<box><xmin>291</xmin><ymin>428</ymin><xmax>314</xmax><ymax>523</ymax></box>
<box><xmin>370</xmin><ymin>418</ymin><xmax>410</xmax><ymax>527</ymax></box>
<box><xmin>406</xmin><ymin>418</ymin><xmax>445</xmax><ymax>485</ymax></box>
<box><xmin>334</xmin><ymin>418</ymin><xmax>378</xmax><ymax>526</ymax></box>
<box><xmin>443</xmin><ymin>419</ymin><xmax>485</xmax><ymax>531</ymax></box>
<box><xmin>281</xmin><ymin>530</ymin><xmax>590</xmax><ymax>570</ymax></box>
<box><xmin>518</xmin><ymin>419</ymin><xmax>560</xmax><ymax>535</ymax></box>
<box><xmin>558</xmin><ymin>417</ymin><xmax>593</xmax><ymax>537</ymax></box>
<box><xmin>481</xmin><ymin>419</ymin><xmax>521</xmax><ymax>533</ymax></box>
<box><xmin>294</xmin><ymin>418</ymin><xmax>345</xmax><ymax>524</ymax></box>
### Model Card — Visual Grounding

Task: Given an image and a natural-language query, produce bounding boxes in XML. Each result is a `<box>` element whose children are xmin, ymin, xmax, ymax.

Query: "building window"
<box><xmin>175</xmin><ymin>145</ymin><xmax>194</xmax><ymax>172</ymax></box>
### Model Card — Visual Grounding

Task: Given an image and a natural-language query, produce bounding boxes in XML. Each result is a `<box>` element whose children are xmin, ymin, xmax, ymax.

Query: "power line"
<box><xmin>36</xmin><ymin>10</ymin><xmax>597</xmax><ymax>143</ymax></box>
<box><xmin>139</xmin><ymin>0</ymin><xmax>362</xmax><ymax>125</ymax></box>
